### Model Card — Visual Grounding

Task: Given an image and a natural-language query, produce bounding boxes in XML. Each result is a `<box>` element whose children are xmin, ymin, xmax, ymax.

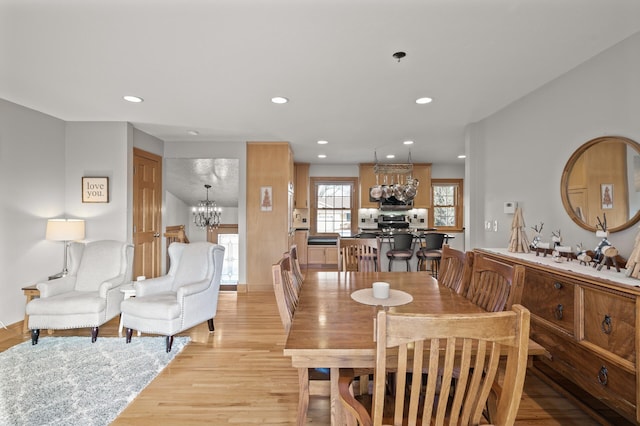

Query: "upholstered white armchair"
<box><xmin>27</xmin><ymin>240</ymin><xmax>134</xmax><ymax>344</ymax></box>
<box><xmin>121</xmin><ymin>242</ymin><xmax>225</xmax><ymax>352</ymax></box>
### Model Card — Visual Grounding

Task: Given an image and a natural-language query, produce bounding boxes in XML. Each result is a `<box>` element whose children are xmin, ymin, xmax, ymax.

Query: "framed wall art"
<box><xmin>82</xmin><ymin>177</ymin><xmax>109</xmax><ymax>203</ymax></box>
<box><xmin>260</xmin><ymin>186</ymin><xmax>273</xmax><ymax>211</ymax></box>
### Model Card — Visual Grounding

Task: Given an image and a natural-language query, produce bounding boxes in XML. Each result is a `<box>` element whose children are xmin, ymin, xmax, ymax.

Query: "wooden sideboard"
<box><xmin>477</xmin><ymin>248</ymin><xmax>640</xmax><ymax>425</ymax></box>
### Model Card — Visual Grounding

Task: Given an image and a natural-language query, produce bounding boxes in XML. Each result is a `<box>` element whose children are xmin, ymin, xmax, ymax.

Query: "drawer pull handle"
<box><xmin>554</xmin><ymin>304</ymin><xmax>564</xmax><ymax>320</ymax></box>
<box><xmin>553</xmin><ymin>282</ymin><xmax>563</xmax><ymax>290</ymax></box>
<box><xmin>597</xmin><ymin>366</ymin><xmax>608</xmax><ymax>386</ymax></box>
<box><xmin>601</xmin><ymin>314</ymin><xmax>612</xmax><ymax>334</ymax></box>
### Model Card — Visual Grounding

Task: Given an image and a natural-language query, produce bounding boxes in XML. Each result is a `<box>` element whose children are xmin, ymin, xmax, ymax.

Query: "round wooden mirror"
<box><xmin>561</xmin><ymin>136</ymin><xmax>640</xmax><ymax>232</ymax></box>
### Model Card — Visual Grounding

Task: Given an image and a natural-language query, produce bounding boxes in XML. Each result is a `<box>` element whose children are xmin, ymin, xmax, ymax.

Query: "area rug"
<box><xmin>0</xmin><ymin>336</ymin><xmax>190</xmax><ymax>426</ymax></box>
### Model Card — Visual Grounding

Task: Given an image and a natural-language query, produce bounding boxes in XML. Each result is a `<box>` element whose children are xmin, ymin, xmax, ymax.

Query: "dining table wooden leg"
<box><xmin>330</xmin><ymin>367</ymin><xmax>346</xmax><ymax>426</ymax></box>
<box><xmin>296</xmin><ymin>368</ymin><xmax>309</xmax><ymax>426</ymax></box>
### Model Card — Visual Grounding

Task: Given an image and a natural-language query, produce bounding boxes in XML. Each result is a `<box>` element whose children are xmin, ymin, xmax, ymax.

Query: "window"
<box><xmin>310</xmin><ymin>177</ymin><xmax>357</xmax><ymax>236</ymax></box>
<box><xmin>430</xmin><ymin>179</ymin><xmax>463</xmax><ymax>232</ymax></box>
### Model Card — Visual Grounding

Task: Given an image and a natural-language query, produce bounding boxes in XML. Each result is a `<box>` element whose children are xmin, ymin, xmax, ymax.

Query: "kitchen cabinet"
<box><xmin>411</xmin><ymin>163</ymin><xmax>432</xmax><ymax>208</ymax></box>
<box><xmin>307</xmin><ymin>245</ymin><xmax>338</xmax><ymax>267</ymax></box>
<box><xmin>294</xmin><ymin>229</ymin><xmax>308</xmax><ymax>265</ymax></box>
<box><xmin>477</xmin><ymin>248</ymin><xmax>640</xmax><ymax>425</ymax></box>
<box><xmin>294</xmin><ymin>162</ymin><xmax>310</xmax><ymax>208</ymax></box>
<box><xmin>246</xmin><ymin>142</ymin><xmax>294</xmax><ymax>291</ymax></box>
<box><xmin>359</xmin><ymin>163</ymin><xmax>378</xmax><ymax>208</ymax></box>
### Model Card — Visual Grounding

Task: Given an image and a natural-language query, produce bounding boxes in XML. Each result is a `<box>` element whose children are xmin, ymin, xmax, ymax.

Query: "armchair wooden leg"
<box><xmin>91</xmin><ymin>327</ymin><xmax>99</xmax><ymax>343</ymax></box>
<box><xmin>207</xmin><ymin>318</ymin><xmax>214</xmax><ymax>332</ymax></box>
<box><xmin>31</xmin><ymin>329</ymin><xmax>40</xmax><ymax>345</ymax></box>
<box><xmin>166</xmin><ymin>335</ymin><xmax>174</xmax><ymax>353</ymax></box>
<box><xmin>125</xmin><ymin>328</ymin><xmax>133</xmax><ymax>343</ymax></box>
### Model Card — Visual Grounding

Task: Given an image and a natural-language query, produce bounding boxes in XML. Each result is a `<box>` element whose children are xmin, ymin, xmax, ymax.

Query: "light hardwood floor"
<box><xmin>1</xmin><ymin>290</ymin><xmax>603</xmax><ymax>425</ymax></box>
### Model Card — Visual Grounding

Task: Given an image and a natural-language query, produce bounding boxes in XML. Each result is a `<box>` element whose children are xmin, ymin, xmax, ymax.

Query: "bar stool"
<box><xmin>416</xmin><ymin>232</ymin><xmax>446</xmax><ymax>276</ymax></box>
<box><xmin>385</xmin><ymin>233</ymin><xmax>415</xmax><ymax>271</ymax></box>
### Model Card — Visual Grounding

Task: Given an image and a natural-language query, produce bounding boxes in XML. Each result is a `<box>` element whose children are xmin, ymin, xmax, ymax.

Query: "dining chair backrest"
<box><xmin>338</xmin><ymin>237</ymin><xmax>380</xmax><ymax>272</ymax></box>
<box><xmin>272</xmin><ymin>255</ymin><xmax>298</xmax><ymax>334</ymax></box>
<box><xmin>338</xmin><ymin>305</ymin><xmax>531</xmax><ymax>426</ymax></box>
<box><xmin>289</xmin><ymin>244</ymin><xmax>304</xmax><ymax>287</ymax></box>
<box><xmin>466</xmin><ymin>253</ymin><xmax>525</xmax><ymax>312</ymax></box>
<box><xmin>438</xmin><ymin>245</ymin><xmax>474</xmax><ymax>295</ymax></box>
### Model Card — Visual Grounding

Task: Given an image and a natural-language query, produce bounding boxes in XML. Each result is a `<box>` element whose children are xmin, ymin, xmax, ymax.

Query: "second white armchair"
<box><xmin>121</xmin><ymin>242</ymin><xmax>225</xmax><ymax>352</ymax></box>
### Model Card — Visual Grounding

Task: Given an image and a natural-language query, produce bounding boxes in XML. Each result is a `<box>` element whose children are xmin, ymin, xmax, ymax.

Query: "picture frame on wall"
<box><xmin>82</xmin><ymin>177</ymin><xmax>109</xmax><ymax>203</ymax></box>
<box><xmin>260</xmin><ymin>186</ymin><xmax>273</xmax><ymax>211</ymax></box>
<box><xmin>601</xmin><ymin>183</ymin><xmax>613</xmax><ymax>209</ymax></box>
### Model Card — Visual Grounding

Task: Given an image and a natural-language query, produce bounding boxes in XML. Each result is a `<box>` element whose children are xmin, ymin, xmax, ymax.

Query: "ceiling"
<box><xmin>166</xmin><ymin>158</ymin><xmax>239</xmax><ymax>207</ymax></box>
<box><xmin>2</xmin><ymin>1</ymin><xmax>640</xmax><ymax>169</ymax></box>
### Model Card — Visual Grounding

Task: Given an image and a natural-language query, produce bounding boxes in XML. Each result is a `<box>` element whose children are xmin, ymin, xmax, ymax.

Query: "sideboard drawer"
<box><xmin>532</xmin><ymin>324</ymin><xmax>637</xmax><ymax>422</ymax></box>
<box><xmin>521</xmin><ymin>269</ymin><xmax>575</xmax><ymax>334</ymax></box>
<box><xmin>582</xmin><ymin>287</ymin><xmax>636</xmax><ymax>363</ymax></box>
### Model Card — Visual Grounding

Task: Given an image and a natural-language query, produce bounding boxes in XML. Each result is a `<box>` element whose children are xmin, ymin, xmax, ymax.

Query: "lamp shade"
<box><xmin>46</xmin><ymin>219</ymin><xmax>85</xmax><ymax>241</ymax></box>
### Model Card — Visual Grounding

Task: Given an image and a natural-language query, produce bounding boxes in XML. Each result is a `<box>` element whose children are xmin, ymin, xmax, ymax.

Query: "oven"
<box><xmin>378</xmin><ymin>214</ymin><xmax>410</xmax><ymax>230</ymax></box>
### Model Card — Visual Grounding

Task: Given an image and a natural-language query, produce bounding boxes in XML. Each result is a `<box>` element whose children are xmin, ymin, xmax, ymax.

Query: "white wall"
<box><xmin>65</xmin><ymin>122</ymin><xmax>130</xmax><ymax>242</ymax></box>
<box><xmin>0</xmin><ymin>99</ymin><xmax>66</xmax><ymax>325</ymax></box>
<box><xmin>467</xmin><ymin>31</ymin><xmax>640</xmax><ymax>257</ymax></box>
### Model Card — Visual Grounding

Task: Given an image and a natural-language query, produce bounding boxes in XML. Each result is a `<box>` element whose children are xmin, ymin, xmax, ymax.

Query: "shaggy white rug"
<box><xmin>0</xmin><ymin>336</ymin><xmax>190</xmax><ymax>426</ymax></box>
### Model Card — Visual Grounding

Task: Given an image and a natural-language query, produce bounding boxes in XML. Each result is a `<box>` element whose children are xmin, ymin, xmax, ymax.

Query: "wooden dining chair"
<box><xmin>289</xmin><ymin>244</ymin><xmax>305</xmax><ymax>287</ymax></box>
<box><xmin>338</xmin><ymin>304</ymin><xmax>531</xmax><ymax>426</ymax></box>
<box><xmin>437</xmin><ymin>245</ymin><xmax>474</xmax><ymax>295</ymax></box>
<box><xmin>272</xmin><ymin>255</ymin><xmax>335</xmax><ymax>394</ymax></box>
<box><xmin>271</xmin><ymin>255</ymin><xmax>299</xmax><ymax>334</ymax></box>
<box><xmin>465</xmin><ymin>253</ymin><xmax>525</xmax><ymax>313</ymax></box>
<box><xmin>338</xmin><ymin>237</ymin><xmax>381</xmax><ymax>272</ymax></box>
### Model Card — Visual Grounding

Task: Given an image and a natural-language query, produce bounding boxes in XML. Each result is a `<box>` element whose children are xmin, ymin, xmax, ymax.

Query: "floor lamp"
<box><xmin>46</xmin><ymin>218</ymin><xmax>85</xmax><ymax>280</ymax></box>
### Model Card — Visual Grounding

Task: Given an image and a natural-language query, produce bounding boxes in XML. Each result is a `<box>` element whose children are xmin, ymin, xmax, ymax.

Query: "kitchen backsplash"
<box><xmin>358</xmin><ymin>208</ymin><xmax>428</xmax><ymax>229</ymax></box>
<box><xmin>294</xmin><ymin>207</ymin><xmax>428</xmax><ymax>230</ymax></box>
<box><xmin>293</xmin><ymin>208</ymin><xmax>309</xmax><ymax>228</ymax></box>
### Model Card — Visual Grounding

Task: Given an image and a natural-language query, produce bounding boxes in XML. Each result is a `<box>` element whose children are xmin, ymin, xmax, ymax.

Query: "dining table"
<box><xmin>283</xmin><ymin>270</ymin><xmax>546</xmax><ymax>426</ymax></box>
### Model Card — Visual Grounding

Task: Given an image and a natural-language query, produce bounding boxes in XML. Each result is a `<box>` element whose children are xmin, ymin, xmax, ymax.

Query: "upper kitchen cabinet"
<box><xmin>359</xmin><ymin>162</ymin><xmax>431</xmax><ymax>209</ymax></box>
<box><xmin>359</xmin><ymin>163</ymin><xmax>378</xmax><ymax>208</ymax></box>
<box><xmin>294</xmin><ymin>162</ymin><xmax>310</xmax><ymax>208</ymax></box>
<box><xmin>412</xmin><ymin>163</ymin><xmax>432</xmax><ymax>208</ymax></box>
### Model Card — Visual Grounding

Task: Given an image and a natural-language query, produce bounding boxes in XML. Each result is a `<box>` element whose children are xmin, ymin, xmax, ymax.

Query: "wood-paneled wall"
<box><xmin>246</xmin><ymin>142</ymin><xmax>293</xmax><ymax>291</ymax></box>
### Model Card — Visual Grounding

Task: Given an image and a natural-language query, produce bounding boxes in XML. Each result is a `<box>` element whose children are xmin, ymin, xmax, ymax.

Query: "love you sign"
<box><xmin>82</xmin><ymin>177</ymin><xmax>109</xmax><ymax>203</ymax></box>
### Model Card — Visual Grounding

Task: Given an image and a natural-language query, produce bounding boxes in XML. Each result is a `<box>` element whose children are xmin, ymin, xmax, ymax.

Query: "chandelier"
<box><xmin>193</xmin><ymin>184</ymin><xmax>222</xmax><ymax>229</ymax></box>
<box><xmin>369</xmin><ymin>151</ymin><xmax>419</xmax><ymax>201</ymax></box>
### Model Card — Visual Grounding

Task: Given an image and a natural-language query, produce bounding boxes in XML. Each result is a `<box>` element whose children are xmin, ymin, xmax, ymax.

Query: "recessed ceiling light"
<box><xmin>386</xmin><ymin>154</ymin><xmax>395</xmax><ymax>159</ymax></box>
<box><xmin>123</xmin><ymin>95</ymin><xmax>144</xmax><ymax>103</ymax></box>
<box><xmin>458</xmin><ymin>155</ymin><xmax>466</xmax><ymax>159</ymax></box>
<box><xmin>318</xmin><ymin>154</ymin><xmax>327</xmax><ymax>159</ymax></box>
<box><xmin>403</xmin><ymin>140</ymin><xmax>414</xmax><ymax>145</ymax></box>
<box><xmin>317</xmin><ymin>140</ymin><xmax>328</xmax><ymax>145</ymax></box>
<box><xmin>271</xmin><ymin>96</ymin><xmax>289</xmax><ymax>104</ymax></box>
<box><xmin>187</xmin><ymin>130</ymin><xmax>199</xmax><ymax>136</ymax></box>
<box><xmin>415</xmin><ymin>97</ymin><xmax>432</xmax><ymax>104</ymax></box>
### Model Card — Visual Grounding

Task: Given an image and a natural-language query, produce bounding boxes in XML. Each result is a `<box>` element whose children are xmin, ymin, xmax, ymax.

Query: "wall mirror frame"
<box><xmin>561</xmin><ymin>136</ymin><xmax>640</xmax><ymax>233</ymax></box>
